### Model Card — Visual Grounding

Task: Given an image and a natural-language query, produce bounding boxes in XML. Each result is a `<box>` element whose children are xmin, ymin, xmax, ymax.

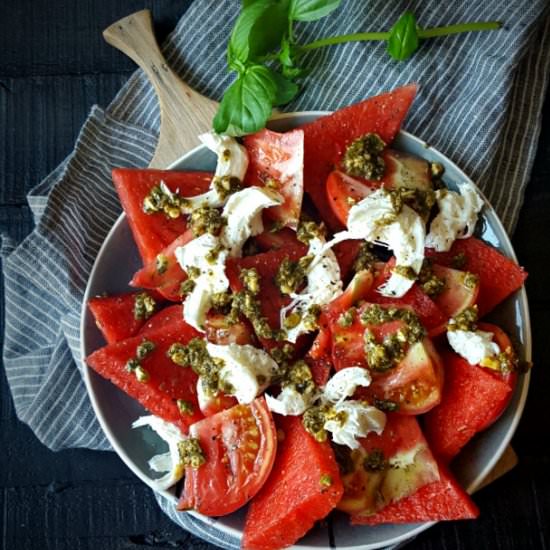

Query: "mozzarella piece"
<box><xmin>425</xmin><ymin>181</ymin><xmax>484</xmax><ymax>252</ymax></box>
<box><xmin>322</xmin><ymin>367</ymin><xmax>372</xmax><ymax>404</ymax></box>
<box><xmin>132</xmin><ymin>415</ymin><xmax>186</xmax><ymax>491</ymax></box>
<box><xmin>199</xmin><ymin>131</ymin><xmax>249</xmax><ymax>182</ymax></box>
<box><xmin>324</xmin><ymin>400</ymin><xmax>386</xmax><ymax>449</ymax></box>
<box><xmin>206</xmin><ymin>343</ymin><xmax>279</xmax><ymax>404</ymax></box>
<box><xmin>283</xmin><ymin>236</ymin><xmax>343</xmax><ymax>343</ymax></box>
<box><xmin>265</xmin><ymin>386</ymin><xmax>314</xmax><ymax>416</ymax></box>
<box><xmin>175</xmin><ymin>233</ymin><xmax>229</xmax><ymax>331</ymax></box>
<box><xmin>221</xmin><ymin>187</ymin><xmax>282</xmax><ymax>257</ymax></box>
<box><xmin>447</xmin><ymin>328</ymin><xmax>500</xmax><ymax>366</ymax></box>
<box><xmin>325</xmin><ymin>190</ymin><xmax>425</xmax><ymax>298</ymax></box>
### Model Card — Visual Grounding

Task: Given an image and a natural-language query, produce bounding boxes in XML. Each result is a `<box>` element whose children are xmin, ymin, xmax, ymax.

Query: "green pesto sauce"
<box><xmin>212</xmin><ymin>175</ymin><xmax>242</xmax><ymax>200</ymax></box>
<box><xmin>136</xmin><ymin>339</ymin><xmax>155</xmax><ymax>360</ymax></box>
<box><xmin>133</xmin><ymin>292</ymin><xmax>156</xmax><ymax>321</ymax></box>
<box><xmin>176</xmin><ymin>399</ymin><xmax>194</xmax><ymax>416</ymax></box>
<box><xmin>239</xmin><ymin>268</ymin><xmax>261</xmax><ymax>295</ymax></box>
<box><xmin>451</xmin><ymin>252</ymin><xmax>467</xmax><ymax>269</ymax></box>
<box><xmin>275</xmin><ymin>255</ymin><xmax>313</xmax><ymax>296</ymax></box>
<box><xmin>297</xmin><ymin>220</ymin><xmax>325</xmax><ymax>245</ymax></box>
<box><xmin>342</xmin><ymin>133</ymin><xmax>386</xmax><ymax>180</ymax></box>
<box><xmin>189</xmin><ymin>206</ymin><xmax>226</xmax><ymax>237</ymax></box>
<box><xmin>363</xmin><ymin>449</ymin><xmax>388</xmax><ymax>472</ymax></box>
<box><xmin>156</xmin><ymin>254</ymin><xmax>169</xmax><ymax>275</ymax></box>
<box><xmin>178</xmin><ymin>438</ymin><xmax>206</xmax><ymax>469</ymax></box>
<box><xmin>353</xmin><ymin>242</ymin><xmax>377</xmax><ymax>273</ymax></box>
<box><xmin>417</xmin><ymin>259</ymin><xmax>446</xmax><ymax>297</ymax></box>
<box><xmin>142</xmin><ymin>184</ymin><xmax>183</xmax><ymax>219</ymax></box>
<box><xmin>447</xmin><ymin>305</ymin><xmax>478</xmax><ymax>332</ymax></box>
<box><xmin>374</xmin><ymin>398</ymin><xmax>400</xmax><ymax>412</ymax></box>
<box><xmin>338</xmin><ymin>307</ymin><xmax>357</xmax><ymax>328</ymax></box>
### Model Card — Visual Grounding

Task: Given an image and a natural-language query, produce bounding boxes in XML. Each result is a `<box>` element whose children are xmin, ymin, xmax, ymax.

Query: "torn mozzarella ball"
<box><xmin>221</xmin><ymin>187</ymin><xmax>282</xmax><ymax>257</ymax></box>
<box><xmin>425</xmin><ymin>181</ymin><xmax>484</xmax><ymax>252</ymax></box>
<box><xmin>132</xmin><ymin>415</ymin><xmax>186</xmax><ymax>491</ymax></box>
<box><xmin>206</xmin><ymin>343</ymin><xmax>279</xmax><ymax>404</ymax></box>
<box><xmin>265</xmin><ymin>386</ymin><xmax>314</xmax><ymax>416</ymax></box>
<box><xmin>199</xmin><ymin>131</ymin><xmax>249</xmax><ymax>182</ymax></box>
<box><xmin>324</xmin><ymin>400</ymin><xmax>386</xmax><ymax>449</ymax></box>
<box><xmin>447</xmin><ymin>328</ymin><xmax>500</xmax><ymax>366</ymax></box>
<box><xmin>322</xmin><ymin>367</ymin><xmax>372</xmax><ymax>404</ymax></box>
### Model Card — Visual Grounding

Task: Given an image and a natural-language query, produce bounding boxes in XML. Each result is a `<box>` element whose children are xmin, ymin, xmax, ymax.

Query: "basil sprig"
<box><xmin>213</xmin><ymin>2</ymin><xmax>501</xmax><ymax>136</ymax></box>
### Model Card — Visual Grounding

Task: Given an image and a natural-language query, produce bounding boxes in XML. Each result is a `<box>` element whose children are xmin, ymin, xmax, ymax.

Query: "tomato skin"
<box><xmin>330</xmin><ymin>302</ymin><xmax>444</xmax><ymax>415</ymax></box>
<box><xmin>88</xmin><ymin>291</ymin><xmax>159</xmax><ymax>344</ymax></box>
<box><xmin>242</xmin><ymin>415</ymin><xmax>343</xmax><ymax>550</ymax></box>
<box><xmin>301</xmin><ymin>84</ymin><xmax>418</xmax><ymax>231</ymax></box>
<box><xmin>244</xmin><ymin>128</ymin><xmax>304</xmax><ymax>230</ymax></box>
<box><xmin>178</xmin><ymin>397</ymin><xmax>277</xmax><ymax>517</ymax></box>
<box><xmin>112</xmin><ymin>169</ymin><xmax>212</xmax><ymax>264</ymax></box>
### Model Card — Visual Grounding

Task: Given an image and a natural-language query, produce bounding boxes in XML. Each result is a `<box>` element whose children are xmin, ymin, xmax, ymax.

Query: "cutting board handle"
<box><xmin>103</xmin><ymin>9</ymin><xmax>218</xmax><ymax>168</ymax></box>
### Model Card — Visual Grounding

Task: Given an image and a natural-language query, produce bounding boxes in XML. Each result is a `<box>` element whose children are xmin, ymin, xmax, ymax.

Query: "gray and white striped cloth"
<box><xmin>2</xmin><ymin>1</ymin><xmax>550</xmax><ymax>548</ymax></box>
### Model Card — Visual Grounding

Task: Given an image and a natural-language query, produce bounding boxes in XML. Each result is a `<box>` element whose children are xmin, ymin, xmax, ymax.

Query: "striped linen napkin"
<box><xmin>2</xmin><ymin>0</ymin><xmax>549</xmax><ymax>548</ymax></box>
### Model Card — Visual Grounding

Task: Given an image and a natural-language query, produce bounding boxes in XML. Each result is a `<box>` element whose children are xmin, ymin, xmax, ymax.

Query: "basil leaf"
<box><xmin>387</xmin><ymin>11</ymin><xmax>419</xmax><ymax>61</ymax></box>
<box><xmin>289</xmin><ymin>0</ymin><xmax>341</xmax><ymax>22</ymax></box>
<box><xmin>269</xmin><ymin>69</ymin><xmax>300</xmax><ymax>105</ymax></box>
<box><xmin>228</xmin><ymin>0</ymin><xmax>275</xmax><ymax>64</ymax></box>
<box><xmin>213</xmin><ymin>65</ymin><xmax>277</xmax><ymax>136</ymax></box>
<box><xmin>248</xmin><ymin>1</ymin><xmax>290</xmax><ymax>60</ymax></box>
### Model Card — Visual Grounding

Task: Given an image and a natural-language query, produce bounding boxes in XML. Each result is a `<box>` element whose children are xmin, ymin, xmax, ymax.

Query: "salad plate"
<box><xmin>80</xmin><ymin>111</ymin><xmax>531</xmax><ymax>549</ymax></box>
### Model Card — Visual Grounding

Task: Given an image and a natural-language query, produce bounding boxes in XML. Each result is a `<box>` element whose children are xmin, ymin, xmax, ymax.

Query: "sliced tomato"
<box><xmin>326</xmin><ymin>170</ymin><xmax>372</xmax><ymax>226</ymax></box>
<box><xmin>330</xmin><ymin>303</ymin><xmax>443</xmax><ymax>414</ymax></box>
<box><xmin>204</xmin><ymin>312</ymin><xmax>258</xmax><ymax>346</ymax></box>
<box><xmin>85</xmin><ymin>320</ymin><xmax>203</xmax><ymax>433</ymax></box>
<box><xmin>177</xmin><ymin>397</ymin><xmax>277</xmax><ymax>516</ymax></box>
<box><xmin>351</xmin><ymin>461</ymin><xmax>478</xmax><ymax>524</ymax></box>
<box><xmin>130</xmin><ymin>230</ymin><xmax>194</xmax><ymax>302</ymax></box>
<box><xmin>88</xmin><ymin>291</ymin><xmax>160</xmax><ymax>344</ymax></box>
<box><xmin>244</xmin><ymin>128</ymin><xmax>304</xmax><ymax>230</ymax></box>
<box><xmin>112</xmin><ymin>169</ymin><xmax>212</xmax><ymax>264</ymax></box>
<box><xmin>337</xmin><ymin>414</ymin><xmax>439</xmax><ymax>516</ymax></box>
<box><xmin>423</xmin><ymin>349</ymin><xmax>513</xmax><ymax>462</ymax></box>
<box><xmin>301</xmin><ymin>84</ymin><xmax>418</xmax><ymax>231</ymax></box>
<box><xmin>242</xmin><ymin>415</ymin><xmax>343</xmax><ymax>550</ymax></box>
<box><xmin>253</xmin><ymin>227</ymin><xmax>301</xmax><ymax>252</ymax></box>
<box><xmin>333</xmin><ymin>240</ymin><xmax>364</xmax><ymax>281</ymax></box>
<box><xmin>425</xmin><ymin>237</ymin><xmax>527</xmax><ymax>317</ymax></box>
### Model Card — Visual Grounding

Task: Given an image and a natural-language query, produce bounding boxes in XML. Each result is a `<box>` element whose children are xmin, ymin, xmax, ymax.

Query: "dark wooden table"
<box><xmin>1</xmin><ymin>1</ymin><xmax>549</xmax><ymax>549</ymax></box>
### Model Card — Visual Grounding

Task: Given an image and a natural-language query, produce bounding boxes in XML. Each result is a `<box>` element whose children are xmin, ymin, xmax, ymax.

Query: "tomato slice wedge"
<box><xmin>178</xmin><ymin>397</ymin><xmax>277</xmax><ymax>516</ymax></box>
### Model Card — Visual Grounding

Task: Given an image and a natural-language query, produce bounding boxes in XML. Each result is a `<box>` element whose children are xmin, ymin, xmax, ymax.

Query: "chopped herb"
<box><xmin>178</xmin><ymin>438</ymin><xmax>206</xmax><ymax>469</ymax></box>
<box><xmin>342</xmin><ymin>133</ymin><xmax>386</xmax><ymax>180</ymax></box>
<box><xmin>136</xmin><ymin>339</ymin><xmax>155</xmax><ymax>360</ymax></box>
<box><xmin>363</xmin><ymin>449</ymin><xmax>388</xmax><ymax>472</ymax></box>
<box><xmin>156</xmin><ymin>254</ymin><xmax>169</xmax><ymax>275</ymax></box>
<box><xmin>125</xmin><ymin>358</ymin><xmax>140</xmax><ymax>372</ymax></box>
<box><xmin>133</xmin><ymin>292</ymin><xmax>156</xmax><ymax>320</ymax></box>
<box><xmin>189</xmin><ymin>206</ymin><xmax>226</xmax><ymax>237</ymax></box>
<box><xmin>275</xmin><ymin>255</ymin><xmax>312</xmax><ymax>295</ymax></box>
<box><xmin>179</xmin><ymin>278</ymin><xmax>196</xmax><ymax>297</ymax></box>
<box><xmin>447</xmin><ymin>305</ymin><xmax>478</xmax><ymax>332</ymax></box>
<box><xmin>297</xmin><ymin>220</ymin><xmax>325</xmax><ymax>244</ymax></box>
<box><xmin>134</xmin><ymin>366</ymin><xmax>150</xmax><ymax>383</ymax></box>
<box><xmin>319</xmin><ymin>474</ymin><xmax>333</xmax><ymax>488</ymax></box>
<box><xmin>176</xmin><ymin>399</ymin><xmax>194</xmax><ymax>416</ymax></box>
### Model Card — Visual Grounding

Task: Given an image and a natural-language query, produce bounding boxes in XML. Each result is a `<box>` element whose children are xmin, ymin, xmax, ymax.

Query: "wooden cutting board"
<box><xmin>103</xmin><ymin>8</ymin><xmax>518</xmax><ymax>491</ymax></box>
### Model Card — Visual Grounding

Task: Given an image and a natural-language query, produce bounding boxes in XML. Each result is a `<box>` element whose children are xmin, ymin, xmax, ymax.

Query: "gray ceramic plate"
<box><xmin>81</xmin><ymin>112</ymin><xmax>531</xmax><ymax>549</ymax></box>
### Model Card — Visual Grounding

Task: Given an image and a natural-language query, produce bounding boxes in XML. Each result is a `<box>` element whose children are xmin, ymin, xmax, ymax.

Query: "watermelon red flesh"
<box><xmin>422</xmin><ymin>350</ymin><xmax>512</xmax><ymax>463</ymax></box>
<box><xmin>300</xmin><ymin>84</ymin><xmax>418</xmax><ymax>231</ymax></box>
<box><xmin>130</xmin><ymin>230</ymin><xmax>194</xmax><ymax>302</ymax></box>
<box><xmin>243</xmin><ymin>128</ymin><xmax>304</xmax><ymax>230</ymax></box>
<box><xmin>242</xmin><ymin>415</ymin><xmax>343</xmax><ymax>550</ymax></box>
<box><xmin>112</xmin><ymin>168</ymin><xmax>212</xmax><ymax>264</ymax></box>
<box><xmin>367</xmin><ymin>261</ymin><xmax>446</xmax><ymax>333</ymax></box>
<box><xmin>86</xmin><ymin>321</ymin><xmax>203</xmax><ymax>433</ymax></box>
<box><xmin>351</xmin><ymin>462</ymin><xmax>479</xmax><ymax>525</ymax></box>
<box><xmin>88</xmin><ymin>291</ymin><xmax>159</xmax><ymax>344</ymax></box>
<box><xmin>138</xmin><ymin>304</ymin><xmax>183</xmax><ymax>336</ymax></box>
<box><xmin>425</xmin><ymin>237</ymin><xmax>527</xmax><ymax>317</ymax></box>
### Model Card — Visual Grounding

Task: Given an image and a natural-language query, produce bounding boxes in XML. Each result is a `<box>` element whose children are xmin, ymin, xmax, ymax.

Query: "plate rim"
<box><xmin>80</xmin><ymin>112</ymin><xmax>532</xmax><ymax>550</ymax></box>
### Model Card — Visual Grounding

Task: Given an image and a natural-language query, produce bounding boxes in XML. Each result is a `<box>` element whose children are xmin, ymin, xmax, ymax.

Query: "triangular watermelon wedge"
<box><xmin>300</xmin><ymin>84</ymin><xmax>418</xmax><ymax>230</ymax></box>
